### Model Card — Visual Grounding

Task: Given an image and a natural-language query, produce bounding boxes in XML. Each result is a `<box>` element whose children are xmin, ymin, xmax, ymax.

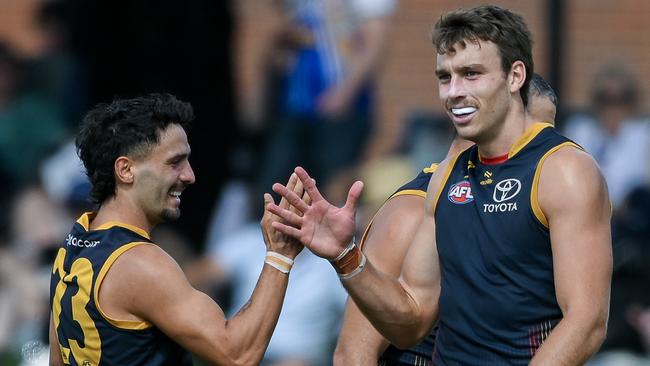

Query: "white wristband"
<box><xmin>266</xmin><ymin>251</ymin><xmax>295</xmax><ymax>266</ymax></box>
<box><xmin>265</xmin><ymin>251</ymin><xmax>294</xmax><ymax>274</ymax></box>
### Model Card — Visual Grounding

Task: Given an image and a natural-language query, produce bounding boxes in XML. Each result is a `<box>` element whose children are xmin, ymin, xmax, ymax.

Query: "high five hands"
<box><xmin>266</xmin><ymin>167</ymin><xmax>364</xmax><ymax>260</ymax></box>
<box><xmin>261</xmin><ymin>172</ymin><xmax>309</xmax><ymax>259</ymax></box>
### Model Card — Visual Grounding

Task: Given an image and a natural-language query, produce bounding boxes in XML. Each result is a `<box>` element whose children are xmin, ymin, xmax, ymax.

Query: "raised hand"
<box><xmin>260</xmin><ymin>173</ymin><xmax>306</xmax><ymax>259</ymax></box>
<box><xmin>266</xmin><ymin>167</ymin><xmax>364</xmax><ymax>260</ymax></box>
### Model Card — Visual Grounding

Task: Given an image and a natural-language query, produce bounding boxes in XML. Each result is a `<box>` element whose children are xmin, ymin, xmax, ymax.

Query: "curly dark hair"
<box><xmin>432</xmin><ymin>5</ymin><xmax>534</xmax><ymax>106</ymax></box>
<box><xmin>75</xmin><ymin>93</ymin><xmax>194</xmax><ymax>204</ymax></box>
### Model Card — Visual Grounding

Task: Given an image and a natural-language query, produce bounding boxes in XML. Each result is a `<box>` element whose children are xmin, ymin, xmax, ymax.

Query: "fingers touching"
<box><xmin>279</xmin><ymin>173</ymin><xmax>298</xmax><ymax>210</ymax></box>
<box><xmin>294</xmin><ymin>167</ymin><xmax>324</xmax><ymax>203</ymax></box>
<box><xmin>266</xmin><ymin>202</ymin><xmax>303</xmax><ymax>227</ymax></box>
<box><xmin>271</xmin><ymin>221</ymin><xmax>303</xmax><ymax>241</ymax></box>
<box><xmin>272</xmin><ymin>183</ymin><xmax>310</xmax><ymax>213</ymax></box>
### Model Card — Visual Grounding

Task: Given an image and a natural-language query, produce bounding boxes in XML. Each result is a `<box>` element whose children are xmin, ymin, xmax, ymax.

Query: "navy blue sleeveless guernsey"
<box><xmin>49</xmin><ymin>213</ymin><xmax>193</xmax><ymax>366</ymax></box>
<box><xmin>432</xmin><ymin>123</ymin><xmax>580</xmax><ymax>365</ymax></box>
<box><xmin>362</xmin><ymin>164</ymin><xmax>438</xmax><ymax>366</ymax></box>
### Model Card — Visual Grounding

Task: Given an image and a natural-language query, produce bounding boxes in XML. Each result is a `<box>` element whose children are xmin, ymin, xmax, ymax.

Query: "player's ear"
<box><xmin>508</xmin><ymin>60</ymin><xmax>526</xmax><ymax>94</ymax></box>
<box><xmin>115</xmin><ymin>156</ymin><xmax>135</xmax><ymax>184</ymax></box>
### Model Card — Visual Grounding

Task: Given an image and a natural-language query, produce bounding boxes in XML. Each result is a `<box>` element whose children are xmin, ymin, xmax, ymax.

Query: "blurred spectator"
<box><xmin>587</xmin><ymin>185</ymin><xmax>650</xmax><ymax>365</ymax></box>
<box><xmin>27</xmin><ymin>0</ymin><xmax>88</xmax><ymax>128</ymax></box>
<box><xmin>575</xmin><ymin>65</ymin><xmax>650</xmax><ymax>363</ymax></box>
<box><xmin>399</xmin><ymin>110</ymin><xmax>455</xmax><ymax>174</ymax></box>
<box><xmin>256</xmin><ymin>0</ymin><xmax>395</xmax><ymax>196</ymax></box>
<box><xmin>0</xmin><ymin>41</ymin><xmax>67</xmax><ymax>191</ymax></box>
<box><xmin>39</xmin><ymin>140</ymin><xmax>91</xmax><ymax>213</ymax></box>
<box><xmin>564</xmin><ymin>65</ymin><xmax>650</xmax><ymax>209</ymax></box>
<box><xmin>0</xmin><ymin>244</ymin><xmax>49</xmax><ymax>366</ymax></box>
<box><xmin>206</xmin><ymin>180</ymin><xmax>255</xmax><ymax>247</ymax></box>
<box><xmin>0</xmin><ymin>39</ymin><xmax>75</xmax><ymax>363</ymax></box>
<box><xmin>0</xmin><ymin>186</ymin><xmax>70</xmax><ymax>365</ymax></box>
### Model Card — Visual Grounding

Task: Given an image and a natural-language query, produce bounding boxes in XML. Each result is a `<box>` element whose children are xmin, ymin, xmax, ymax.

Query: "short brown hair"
<box><xmin>432</xmin><ymin>5</ymin><xmax>534</xmax><ymax>106</ymax></box>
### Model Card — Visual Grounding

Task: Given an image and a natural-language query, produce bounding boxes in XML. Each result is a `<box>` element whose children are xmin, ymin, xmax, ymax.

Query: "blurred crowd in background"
<box><xmin>0</xmin><ymin>0</ymin><xmax>648</xmax><ymax>365</ymax></box>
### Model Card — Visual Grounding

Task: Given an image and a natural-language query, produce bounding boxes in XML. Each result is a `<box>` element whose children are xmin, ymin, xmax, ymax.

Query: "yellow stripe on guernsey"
<box><xmin>509</xmin><ymin>122</ymin><xmax>553</xmax><ymax>158</ymax></box>
<box><xmin>76</xmin><ymin>213</ymin><xmax>93</xmax><ymax>231</ymax></box>
<box><xmin>390</xmin><ymin>164</ymin><xmax>437</xmax><ymax>200</ymax></box>
<box><xmin>432</xmin><ymin>152</ymin><xmax>464</xmax><ymax>213</ymax></box>
<box><xmin>94</xmin><ymin>242</ymin><xmax>155</xmax><ymax>330</ymax></box>
<box><xmin>391</xmin><ymin>189</ymin><xmax>426</xmax><ymax>199</ymax></box>
<box><xmin>358</xmin><ymin>218</ymin><xmax>373</xmax><ymax>251</ymax></box>
<box><xmin>423</xmin><ymin>162</ymin><xmax>439</xmax><ymax>174</ymax></box>
<box><xmin>361</xmin><ymin>163</ymin><xmax>438</xmax><ymax>250</ymax></box>
<box><xmin>477</xmin><ymin>122</ymin><xmax>553</xmax><ymax>162</ymax></box>
<box><xmin>96</xmin><ymin>222</ymin><xmax>150</xmax><ymax>239</ymax></box>
<box><xmin>530</xmin><ymin>141</ymin><xmax>583</xmax><ymax>228</ymax></box>
<box><xmin>76</xmin><ymin>213</ymin><xmax>151</xmax><ymax>240</ymax></box>
<box><xmin>360</xmin><ymin>188</ymin><xmax>427</xmax><ymax>250</ymax></box>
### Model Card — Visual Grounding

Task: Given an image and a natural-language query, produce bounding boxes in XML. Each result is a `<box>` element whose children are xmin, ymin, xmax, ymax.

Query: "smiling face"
<box><xmin>436</xmin><ymin>40</ymin><xmax>521</xmax><ymax>145</ymax></box>
<box><xmin>131</xmin><ymin>123</ymin><xmax>195</xmax><ymax>225</ymax></box>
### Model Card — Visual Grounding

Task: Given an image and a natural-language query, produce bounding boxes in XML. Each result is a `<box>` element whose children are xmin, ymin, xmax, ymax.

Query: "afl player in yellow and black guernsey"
<box><xmin>266</xmin><ymin>5</ymin><xmax>612</xmax><ymax>366</ymax></box>
<box><xmin>49</xmin><ymin>93</ymin><xmax>305</xmax><ymax>365</ymax></box>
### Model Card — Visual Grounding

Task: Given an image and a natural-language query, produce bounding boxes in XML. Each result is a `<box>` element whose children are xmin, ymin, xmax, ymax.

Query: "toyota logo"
<box><xmin>493</xmin><ymin>179</ymin><xmax>521</xmax><ymax>202</ymax></box>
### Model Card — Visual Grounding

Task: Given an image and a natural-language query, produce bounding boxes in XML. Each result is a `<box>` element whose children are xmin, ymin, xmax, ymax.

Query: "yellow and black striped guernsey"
<box><xmin>49</xmin><ymin>212</ymin><xmax>192</xmax><ymax>366</ymax></box>
<box><xmin>431</xmin><ymin>123</ymin><xmax>581</xmax><ymax>365</ymax></box>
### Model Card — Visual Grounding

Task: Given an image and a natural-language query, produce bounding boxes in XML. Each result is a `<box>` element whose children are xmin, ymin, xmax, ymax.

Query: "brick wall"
<box><xmin>234</xmin><ymin>0</ymin><xmax>649</xmax><ymax>159</ymax></box>
<box><xmin>1</xmin><ymin>0</ymin><xmax>647</xmax><ymax>160</ymax></box>
<box><xmin>564</xmin><ymin>0</ymin><xmax>650</xmax><ymax>109</ymax></box>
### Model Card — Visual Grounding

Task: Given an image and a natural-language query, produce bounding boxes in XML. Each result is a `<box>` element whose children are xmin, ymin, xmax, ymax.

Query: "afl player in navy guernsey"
<box><xmin>267</xmin><ymin>5</ymin><xmax>612</xmax><ymax>366</ymax></box>
<box><xmin>49</xmin><ymin>93</ymin><xmax>306</xmax><ymax>365</ymax></box>
<box><xmin>334</xmin><ymin>74</ymin><xmax>559</xmax><ymax>366</ymax></box>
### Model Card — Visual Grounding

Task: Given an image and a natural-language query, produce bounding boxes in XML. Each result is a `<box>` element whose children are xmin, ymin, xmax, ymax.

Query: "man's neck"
<box><xmin>91</xmin><ymin>197</ymin><xmax>154</xmax><ymax>234</ymax></box>
<box><xmin>476</xmin><ymin>103</ymin><xmax>528</xmax><ymax>158</ymax></box>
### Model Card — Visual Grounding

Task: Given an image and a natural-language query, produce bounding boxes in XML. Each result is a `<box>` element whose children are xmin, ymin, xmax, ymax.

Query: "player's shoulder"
<box><xmin>538</xmin><ymin>145</ymin><xmax>608</xmax><ymax>210</ymax></box>
<box><xmin>108</xmin><ymin>243</ymin><xmax>184</xmax><ymax>286</ymax></box>
<box><xmin>391</xmin><ymin>163</ymin><xmax>438</xmax><ymax>198</ymax></box>
<box><xmin>104</xmin><ymin>242</ymin><xmax>189</xmax><ymax>312</ymax></box>
<box><xmin>541</xmin><ymin>144</ymin><xmax>599</xmax><ymax>177</ymax></box>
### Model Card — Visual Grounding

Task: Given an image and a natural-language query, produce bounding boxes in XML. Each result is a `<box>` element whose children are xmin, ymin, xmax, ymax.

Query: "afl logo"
<box><xmin>493</xmin><ymin>178</ymin><xmax>521</xmax><ymax>203</ymax></box>
<box><xmin>448</xmin><ymin>181</ymin><xmax>474</xmax><ymax>204</ymax></box>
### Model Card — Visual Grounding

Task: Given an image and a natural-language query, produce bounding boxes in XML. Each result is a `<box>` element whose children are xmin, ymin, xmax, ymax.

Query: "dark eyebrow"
<box><xmin>457</xmin><ymin>64</ymin><xmax>485</xmax><ymax>72</ymax></box>
<box><xmin>436</xmin><ymin>63</ymin><xmax>485</xmax><ymax>77</ymax></box>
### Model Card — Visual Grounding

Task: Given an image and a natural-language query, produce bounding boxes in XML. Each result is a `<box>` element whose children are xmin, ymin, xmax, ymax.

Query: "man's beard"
<box><xmin>160</xmin><ymin>207</ymin><xmax>181</xmax><ymax>222</ymax></box>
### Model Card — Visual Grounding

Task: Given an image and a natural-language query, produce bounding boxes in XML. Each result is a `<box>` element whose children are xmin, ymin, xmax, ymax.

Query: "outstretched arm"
<box><xmin>334</xmin><ymin>194</ymin><xmax>428</xmax><ymax>365</ymax></box>
<box><xmin>530</xmin><ymin>148</ymin><xmax>612</xmax><ymax>365</ymax></box>
<box><xmin>268</xmin><ymin>165</ymin><xmax>446</xmax><ymax>347</ymax></box>
<box><xmin>342</xmin><ymin>202</ymin><xmax>440</xmax><ymax>348</ymax></box>
<box><xmin>100</xmin><ymin>174</ymin><xmax>306</xmax><ymax>366</ymax></box>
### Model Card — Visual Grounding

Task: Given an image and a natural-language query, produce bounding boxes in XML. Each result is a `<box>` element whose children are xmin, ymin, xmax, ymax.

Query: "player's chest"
<box><xmin>443</xmin><ymin>161</ymin><xmax>534</xmax><ymax>217</ymax></box>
